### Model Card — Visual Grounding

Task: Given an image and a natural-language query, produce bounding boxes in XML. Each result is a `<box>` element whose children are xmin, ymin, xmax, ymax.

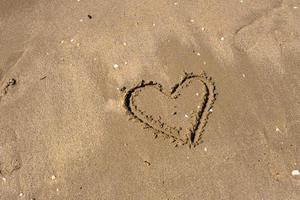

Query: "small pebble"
<box><xmin>190</xmin><ymin>19</ymin><xmax>195</xmax><ymax>23</ymax></box>
<box><xmin>196</xmin><ymin>93</ymin><xmax>199</xmax><ymax>96</ymax></box>
<box><xmin>2</xmin><ymin>177</ymin><xmax>6</xmax><ymax>182</ymax></box>
<box><xmin>51</xmin><ymin>175</ymin><xmax>56</xmax><ymax>180</ymax></box>
<box><xmin>242</xmin><ymin>74</ymin><xmax>246</xmax><ymax>78</ymax></box>
<box><xmin>291</xmin><ymin>170</ymin><xmax>300</xmax><ymax>176</ymax></box>
<box><xmin>79</xmin><ymin>19</ymin><xmax>83</xmax><ymax>22</ymax></box>
<box><xmin>152</xmin><ymin>23</ymin><xmax>156</xmax><ymax>27</ymax></box>
<box><xmin>174</xmin><ymin>2</ymin><xmax>178</xmax><ymax>6</ymax></box>
<box><xmin>201</xmin><ymin>27</ymin><xmax>205</xmax><ymax>31</ymax></box>
<box><xmin>124</xmin><ymin>61</ymin><xmax>128</xmax><ymax>65</ymax></box>
<box><xmin>123</xmin><ymin>42</ymin><xmax>127</xmax><ymax>46</ymax></box>
<box><xmin>56</xmin><ymin>188</ymin><xmax>60</xmax><ymax>192</ymax></box>
<box><xmin>293</xmin><ymin>6</ymin><xmax>298</xmax><ymax>9</ymax></box>
<box><xmin>19</xmin><ymin>192</ymin><xmax>24</xmax><ymax>197</ymax></box>
<box><xmin>184</xmin><ymin>114</ymin><xmax>189</xmax><ymax>118</ymax></box>
<box><xmin>240</xmin><ymin>0</ymin><xmax>243</xmax><ymax>3</ymax></box>
<box><xmin>209</xmin><ymin>108</ymin><xmax>213</xmax><ymax>112</ymax></box>
<box><xmin>204</xmin><ymin>147</ymin><xmax>208</xmax><ymax>152</ymax></box>
<box><xmin>70</xmin><ymin>39</ymin><xmax>75</xmax><ymax>43</ymax></box>
<box><xmin>275</xmin><ymin>127</ymin><xmax>280</xmax><ymax>132</ymax></box>
<box><xmin>113</xmin><ymin>64</ymin><xmax>119</xmax><ymax>69</ymax></box>
<box><xmin>196</xmin><ymin>52</ymin><xmax>201</xmax><ymax>56</ymax></box>
<box><xmin>60</xmin><ymin>40</ymin><xmax>64</xmax><ymax>44</ymax></box>
<box><xmin>203</xmin><ymin>61</ymin><xmax>207</xmax><ymax>65</ymax></box>
<box><xmin>220</xmin><ymin>37</ymin><xmax>225</xmax><ymax>41</ymax></box>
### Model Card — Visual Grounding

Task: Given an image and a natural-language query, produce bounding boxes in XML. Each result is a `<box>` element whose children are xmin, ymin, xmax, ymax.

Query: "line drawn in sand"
<box><xmin>123</xmin><ymin>72</ymin><xmax>217</xmax><ymax>148</ymax></box>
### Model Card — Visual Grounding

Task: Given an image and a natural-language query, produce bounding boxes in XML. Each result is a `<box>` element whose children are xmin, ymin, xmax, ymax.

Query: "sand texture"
<box><xmin>0</xmin><ymin>0</ymin><xmax>300</xmax><ymax>199</ymax></box>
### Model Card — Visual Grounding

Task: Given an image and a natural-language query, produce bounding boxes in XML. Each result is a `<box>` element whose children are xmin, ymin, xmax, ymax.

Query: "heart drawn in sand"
<box><xmin>124</xmin><ymin>72</ymin><xmax>216</xmax><ymax>147</ymax></box>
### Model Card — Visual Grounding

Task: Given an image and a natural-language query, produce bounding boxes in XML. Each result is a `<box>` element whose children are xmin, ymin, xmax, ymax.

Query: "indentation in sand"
<box><xmin>123</xmin><ymin>72</ymin><xmax>216</xmax><ymax>147</ymax></box>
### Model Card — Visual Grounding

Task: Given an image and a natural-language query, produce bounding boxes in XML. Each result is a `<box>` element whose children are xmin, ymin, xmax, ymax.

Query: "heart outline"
<box><xmin>123</xmin><ymin>72</ymin><xmax>216</xmax><ymax>147</ymax></box>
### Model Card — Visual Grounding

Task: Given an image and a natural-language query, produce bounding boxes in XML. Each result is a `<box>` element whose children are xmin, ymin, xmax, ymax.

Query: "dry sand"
<box><xmin>0</xmin><ymin>0</ymin><xmax>300</xmax><ymax>199</ymax></box>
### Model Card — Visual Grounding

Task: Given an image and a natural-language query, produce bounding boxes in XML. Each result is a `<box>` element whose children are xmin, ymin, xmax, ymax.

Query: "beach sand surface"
<box><xmin>0</xmin><ymin>0</ymin><xmax>300</xmax><ymax>199</ymax></box>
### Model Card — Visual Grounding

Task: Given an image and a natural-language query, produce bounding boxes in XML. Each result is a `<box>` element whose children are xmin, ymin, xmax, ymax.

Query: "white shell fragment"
<box><xmin>291</xmin><ymin>170</ymin><xmax>300</xmax><ymax>176</ymax></box>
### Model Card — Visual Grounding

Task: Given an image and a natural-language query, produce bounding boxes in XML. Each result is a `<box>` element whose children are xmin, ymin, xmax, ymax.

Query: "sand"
<box><xmin>0</xmin><ymin>0</ymin><xmax>300</xmax><ymax>199</ymax></box>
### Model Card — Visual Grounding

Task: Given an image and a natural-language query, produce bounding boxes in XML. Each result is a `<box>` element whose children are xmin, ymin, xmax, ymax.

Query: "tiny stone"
<box><xmin>174</xmin><ymin>2</ymin><xmax>178</xmax><ymax>5</ymax></box>
<box><xmin>152</xmin><ymin>23</ymin><xmax>156</xmax><ymax>27</ymax></box>
<box><xmin>196</xmin><ymin>93</ymin><xmax>199</xmax><ymax>96</ymax></box>
<box><xmin>196</xmin><ymin>52</ymin><xmax>201</xmax><ymax>56</ymax></box>
<box><xmin>291</xmin><ymin>170</ymin><xmax>300</xmax><ymax>176</ymax></box>
<box><xmin>293</xmin><ymin>6</ymin><xmax>298</xmax><ymax>9</ymax></box>
<box><xmin>51</xmin><ymin>175</ymin><xmax>56</xmax><ymax>180</ymax></box>
<box><xmin>70</xmin><ymin>39</ymin><xmax>75</xmax><ymax>42</ymax></box>
<box><xmin>2</xmin><ymin>177</ymin><xmax>6</xmax><ymax>182</ymax></box>
<box><xmin>190</xmin><ymin>19</ymin><xmax>195</xmax><ymax>23</ymax></box>
<box><xmin>123</xmin><ymin>42</ymin><xmax>127</xmax><ymax>46</ymax></box>
<box><xmin>19</xmin><ymin>192</ymin><xmax>24</xmax><ymax>197</ymax></box>
<box><xmin>275</xmin><ymin>127</ymin><xmax>280</xmax><ymax>132</ymax></box>
<box><xmin>56</xmin><ymin>188</ymin><xmax>60</xmax><ymax>192</ymax></box>
<box><xmin>113</xmin><ymin>64</ymin><xmax>119</xmax><ymax>69</ymax></box>
<box><xmin>220</xmin><ymin>37</ymin><xmax>225</xmax><ymax>41</ymax></box>
<box><xmin>79</xmin><ymin>19</ymin><xmax>83</xmax><ymax>22</ymax></box>
<box><xmin>209</xmin><ymin>108</ymin><xmax>213</xmax><ymax>112</ymax></box>
<box><xmin>203</xmin><ymin>61</ymin><xmax>207</xmax><ymax>65</ymax></box>
<box><xmin>201</xmin><ymin>27</ymin><xmax>205</xmax><ymax>31</ymax></box>
<box><xmin>124</xmin><ymin>61</ymin><xmax>128</xmax><ymax>65</ymax></box>
<box><xmin>242</xmin><ymin>74</ymin><xmax>246</xmax><ymax>78</ymax></box>
<box><xmin>184</xmin><ymin>114</ymin><xmax>189</xmax><ymax>118</ymax></box>
<box><xmin>204</xmin><ymin>147</ymin><xmax>208</xmax><ymax>152</ymax></box>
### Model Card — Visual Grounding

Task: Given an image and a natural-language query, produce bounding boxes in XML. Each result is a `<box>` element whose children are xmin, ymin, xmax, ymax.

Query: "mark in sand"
<box><xmin>123</xmin><ymin>72</ymin><xmax>217</xmax><ymax>147</ymax></box>
<box><xmin>0</xmin><ymin>78</ymin><xmax>17</xmax><ymax>102</ymax></box>
<box><xmin>0</xmin><ymin>127</ymin><xmax>22</xmax><ymax>176</ymax></box>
